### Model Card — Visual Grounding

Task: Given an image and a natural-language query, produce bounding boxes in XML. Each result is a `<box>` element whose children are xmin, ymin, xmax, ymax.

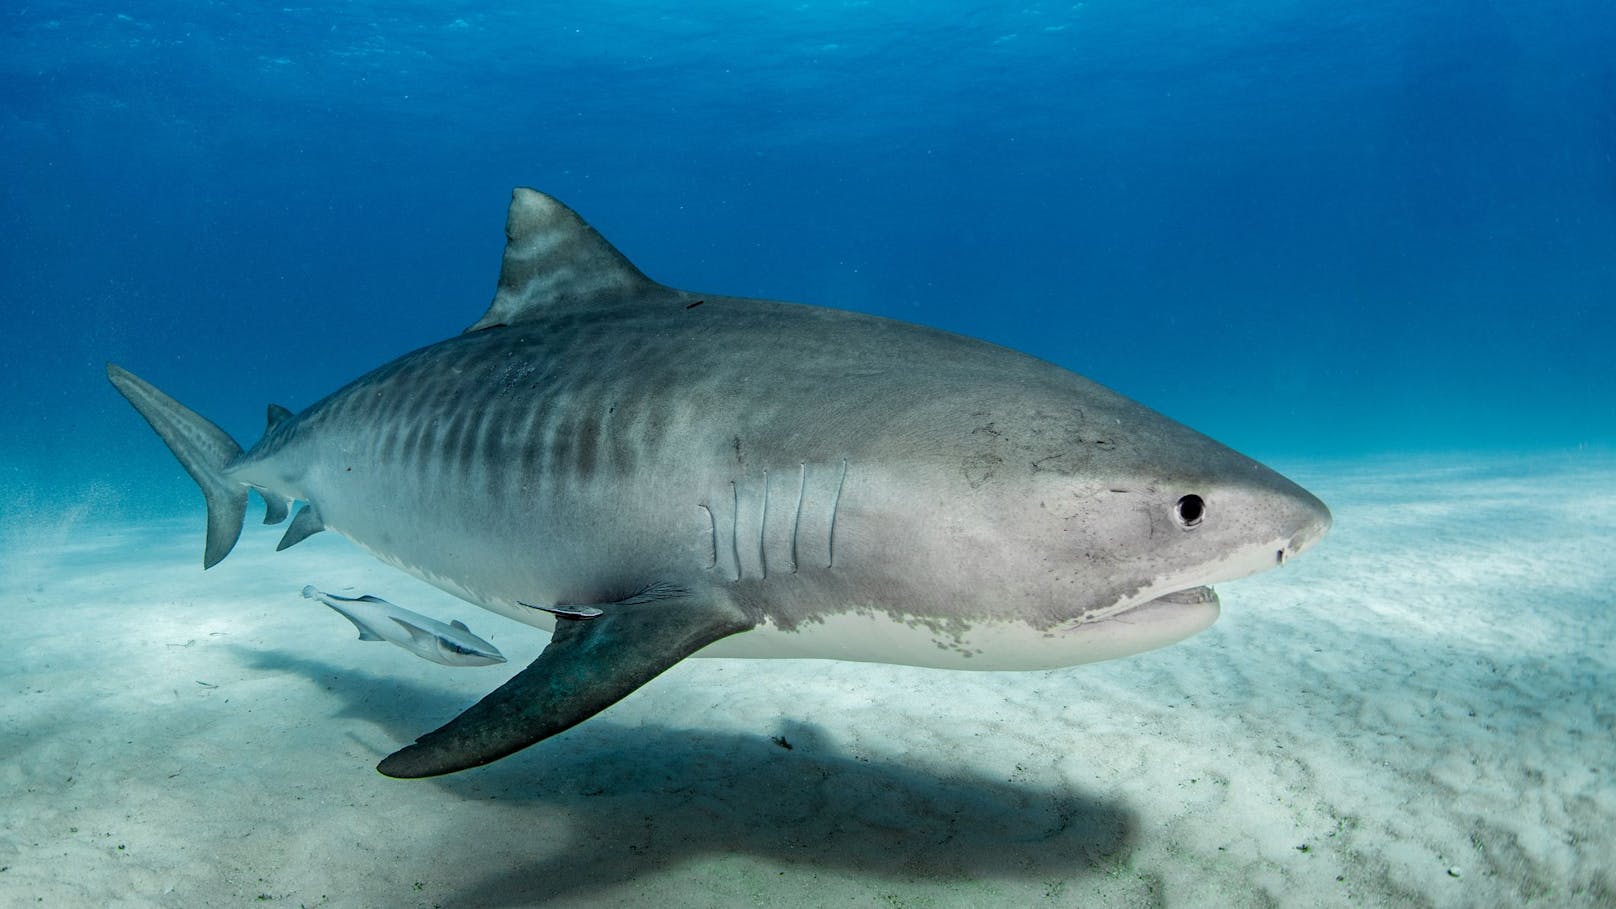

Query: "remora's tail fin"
<box><xmin>107</xmin><ymin>363</ymin><xmax>247</xmax><ymax>568</ymax></box>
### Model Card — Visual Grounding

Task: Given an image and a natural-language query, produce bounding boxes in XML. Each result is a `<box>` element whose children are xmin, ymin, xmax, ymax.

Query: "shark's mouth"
<box><xmin>1040</xmin><ymin>584</ymin><xmax>1223</xmax><ymax>663</ymax></box>
<box><xmin>1065</xmin><ymin>584</ymin><xmax>1221</xmax><ymax>630</ymax></box>
<box><xmin>1141</xmin><ymin>585</ymin><xmax>1220</xmax><ymax>609</ymax></box>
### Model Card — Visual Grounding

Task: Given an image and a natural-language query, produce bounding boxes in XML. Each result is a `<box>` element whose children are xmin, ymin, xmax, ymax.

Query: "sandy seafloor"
<box><xmin>2</xmin><ymin>453</ymin><xmax>1612</xmax><ymax>908</ymax></box>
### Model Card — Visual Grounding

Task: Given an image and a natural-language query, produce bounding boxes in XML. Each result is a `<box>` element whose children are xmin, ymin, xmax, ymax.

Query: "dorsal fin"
<box><xmin>465</xmin><ymin>188</ymin><xmax>659</xmax><ymax>333</ymax></box>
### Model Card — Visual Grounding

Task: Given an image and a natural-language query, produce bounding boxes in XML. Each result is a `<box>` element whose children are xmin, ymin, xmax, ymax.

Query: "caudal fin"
<box><xmin>107</xmin><ymin>363</ymin><xmax>247</xmax><ymax>568</ymax></box>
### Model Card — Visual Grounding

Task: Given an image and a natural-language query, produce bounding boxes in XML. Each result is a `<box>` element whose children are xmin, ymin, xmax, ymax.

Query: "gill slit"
<box><xmin>790</xmin><ymin>462</ymin><xmax>806</xmax><ymax>573</ymax></box>
<box><xmin>758</xmin><ymin>469</ymin><xmax>770</xmax><ymax>580</ymax></box>
<box><xmin>828</xmin><ymin>458</ymin><xmax>848</xmax><ymax>569</ymax></box>
<box><xmin>697</xmin><ymin>504</ymin><xmax>717</xmax><ymax>569</ymax></box>
<box><xmin>729</xmin><ymin>480</ymin><xmax>741</xmax><ymax>582</ymax></box>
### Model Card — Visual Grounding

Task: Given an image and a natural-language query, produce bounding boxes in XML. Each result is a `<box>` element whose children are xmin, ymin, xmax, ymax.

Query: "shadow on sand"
<box><xmin>242</xmin><ymin>647</ymin><xmax>1136</xmax><ymax>905</ymax></box>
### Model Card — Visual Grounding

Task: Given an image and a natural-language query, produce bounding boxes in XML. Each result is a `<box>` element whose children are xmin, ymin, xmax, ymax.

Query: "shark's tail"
<box><xmin>107</xmin><ymin>363</ymin><xmax>248</xmax><ymax>569</ymax></box>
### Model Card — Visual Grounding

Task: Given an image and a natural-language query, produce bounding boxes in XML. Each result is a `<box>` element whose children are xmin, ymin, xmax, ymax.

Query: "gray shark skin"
<box><xmin>301</xmin><ymin>584</ymin><xmax>507</xmax><ymax>667</ymax></box>
<box><xmin>107</xmin><ymin>187</ymin><xmax>1330</xmax><ymax>778</ymax></box>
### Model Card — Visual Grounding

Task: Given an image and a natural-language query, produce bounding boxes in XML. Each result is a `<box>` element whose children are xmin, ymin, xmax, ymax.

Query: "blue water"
<box><xmin>3</xmin><ymin>1</ymin><xmax>1613</xmax><ymax>513</ymax></box>
<box><xmin>5</xmin><ymin>6</ymin><xmax>1616</xmax><ymax>905</ymax></box>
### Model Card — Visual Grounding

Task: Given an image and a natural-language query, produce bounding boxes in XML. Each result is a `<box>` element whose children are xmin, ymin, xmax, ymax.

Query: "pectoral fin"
<box><xmin>377</xmin><ymin>590</ymin><xmax>753</xmax><ymax>778</ymax></box>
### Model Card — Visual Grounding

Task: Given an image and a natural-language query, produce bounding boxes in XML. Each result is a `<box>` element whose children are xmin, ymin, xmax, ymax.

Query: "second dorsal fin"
<box><xmin>464</xmin><ymin>188</ymin><xmax>660</xmax><ymax>333</ymax></box>
<box><xmin>266</xmin><ymin>403</ymin><xmax>295</xmax><ymax>432</ymax></box>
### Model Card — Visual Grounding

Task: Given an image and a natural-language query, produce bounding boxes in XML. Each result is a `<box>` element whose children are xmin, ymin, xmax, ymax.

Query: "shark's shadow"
<box><xmin>241</xmin><ymin>647</ymin><xmax>1136</xmax><ymax>905</ymax></box>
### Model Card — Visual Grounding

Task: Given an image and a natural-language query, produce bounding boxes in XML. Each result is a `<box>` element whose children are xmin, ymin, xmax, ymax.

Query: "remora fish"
<box><xmin>301</xmin><ymin>585</ymin><xmax>506</xmax><ymax>667</ymax></box>
<box><xmin>107</xmin><ymin>187</ymin><xmax>1331</xmax><ymax>778</ymax></box>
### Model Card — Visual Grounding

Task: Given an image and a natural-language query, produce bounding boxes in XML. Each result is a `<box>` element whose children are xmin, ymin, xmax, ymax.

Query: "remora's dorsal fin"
<box><xmin>377</xmin><ymin>590</ymin><xmax>755</xmax><ymax>778</ymax></box>
<box><xmin>277</xmin><ymin>503</ymin><xmax>326</xmax><ymax>551</ymax></box>
<box><xmin>464</xmin><ymin>188</ymin><xmax>660</xmax><ymax>333</ymax></box>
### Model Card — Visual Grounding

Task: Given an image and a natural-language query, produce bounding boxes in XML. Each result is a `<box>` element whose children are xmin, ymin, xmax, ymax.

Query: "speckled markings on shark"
<box><xmin>108</xmin><ymin>187</ymin><xmax>1331</xmax><ymax>779</ymax></box>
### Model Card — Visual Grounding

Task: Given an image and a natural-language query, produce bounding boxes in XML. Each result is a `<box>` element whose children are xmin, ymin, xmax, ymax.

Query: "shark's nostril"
<box><xmin>1287</xmin><ymin>515</ymin><xmax>1328</xmax><ymax>557</ymax></box>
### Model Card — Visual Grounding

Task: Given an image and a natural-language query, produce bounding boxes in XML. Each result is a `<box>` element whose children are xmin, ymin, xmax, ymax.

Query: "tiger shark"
<box><xmin>108</xmin><ymin>187</ymin><xmax>1330</xmax><ymax>779</ymax></box>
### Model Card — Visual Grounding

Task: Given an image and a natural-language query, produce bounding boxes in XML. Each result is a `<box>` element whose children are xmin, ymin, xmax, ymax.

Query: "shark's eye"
<box><xmin>1174</xmin><ymin>494</ymin><xmax>1205</xmax><ymax>529</ymax></box>
<box><xmin>442</xmin><ymin>640</ymin><xmax>476</xmax><ymax>655</ymax></box>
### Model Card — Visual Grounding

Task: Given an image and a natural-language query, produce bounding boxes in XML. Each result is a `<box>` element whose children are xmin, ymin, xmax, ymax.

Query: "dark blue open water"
<box><xmin>3</xmin><ymin>1</ymin><xmax>1613</xmax><ymax>516</ymax></box>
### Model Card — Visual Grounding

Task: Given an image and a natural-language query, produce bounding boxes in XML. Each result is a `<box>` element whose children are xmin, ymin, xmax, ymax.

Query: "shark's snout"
<box><xmin>1277</xmin><ymin>487</ymin><xmax>1331</xmax><ymax>565</ymax></box>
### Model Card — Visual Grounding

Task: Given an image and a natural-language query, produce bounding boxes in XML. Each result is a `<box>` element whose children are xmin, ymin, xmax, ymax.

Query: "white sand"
<box><xmin>2</xmin><ymin>453</ymin><xmax>1612</xmax><ymax>908</ymax></box>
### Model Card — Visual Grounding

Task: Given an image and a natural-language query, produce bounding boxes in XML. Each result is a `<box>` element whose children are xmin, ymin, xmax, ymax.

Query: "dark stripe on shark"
<box><xmin>404</xmin><ymin>419</ymin><xmax>432</xmax><ymax>472</ymax></box>
<box><xmin>573</xmin><ymin>395</ymin><xmax>602</xmax><ymax>482</ymax></box>
<box><xmin>310</xmin><ymin>330</ymin><xmax>692</xmax><ymax>501</ymax></box>
<box><xmin>475</xmin><ymin>409</ymin><xmax>507</xmax><ymax>500</ymax></box>
<box><xmin>518</xmin><ymin>395</ymin><xmax>551</xmax><ymax>490</ymax></box>
<box><xmin>450</xmin><ymin>405</ymin><xmax>480</xmax><ymax>474</ymax></box>
<box><xmin>547</xmin><ymin>407</ymin><xmax>576</xmax><ymax>485</ymax></box>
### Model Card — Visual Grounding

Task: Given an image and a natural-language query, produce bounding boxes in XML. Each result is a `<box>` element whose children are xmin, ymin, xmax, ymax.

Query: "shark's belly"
<box><xmin>306</xmin><ymin>467</ymin><xmax>700</xmax><ymax>627</ymax></box>
<box><xmin>701</xmin><ymin>595</ymin><xmax>1220</xmax><ymax>670</ymax></box>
